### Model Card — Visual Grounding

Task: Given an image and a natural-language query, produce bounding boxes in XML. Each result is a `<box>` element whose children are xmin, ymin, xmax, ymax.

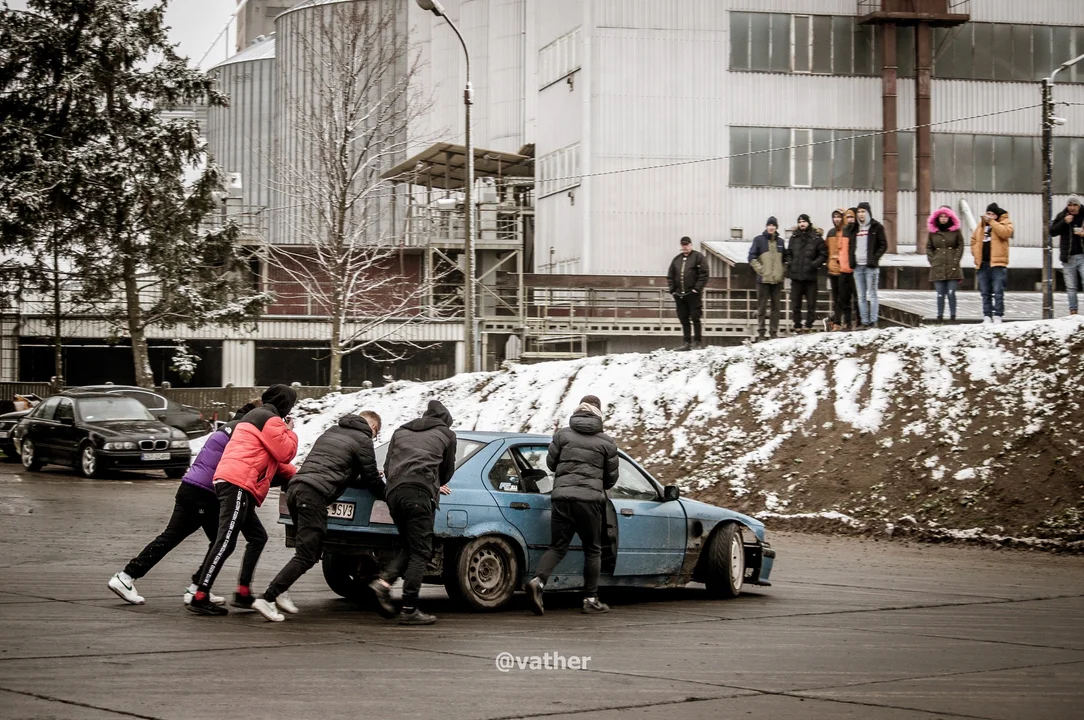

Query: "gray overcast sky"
<box><xmin>7</xmin><ymin>0</ymin><xmax>237</xmax><ymax>68</ymax></box>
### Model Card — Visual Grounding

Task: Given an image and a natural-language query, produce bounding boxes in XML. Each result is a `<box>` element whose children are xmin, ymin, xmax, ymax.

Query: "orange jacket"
<box><xmin>971</xmin><ymin>212</ymin><xmax>1012</xmax><ymax>268</ymax></box>
<box><xmin>214</xmin><ymin>407</ymin><xmax>298</xmax><ymax>506</ymax></box>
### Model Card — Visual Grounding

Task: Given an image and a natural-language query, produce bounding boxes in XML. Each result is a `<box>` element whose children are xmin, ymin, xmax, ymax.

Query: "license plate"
<box><xmin>369</xmin><ymin>500</ymin><xmax>394</xmax><ymax>524</ymax></box>
<box><xmin>0</xmin><ymin>431</ymin><xmax>7</xmax><ymax>438</ymax></box>
<box><xmin>141</xmin><ymin>452</ymin><xmax>170</xmax><ymax>461</ymax></box>
<box><xmin>328</xmin><ymin>502</ymin><xmax>355</xmax><ymax>520</ymax></box>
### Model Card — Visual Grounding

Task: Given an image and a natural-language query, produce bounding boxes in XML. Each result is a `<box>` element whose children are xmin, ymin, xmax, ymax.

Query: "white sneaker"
<box><xmin>108</xmin><ymin>573</ymin><xmax>145</xmax><ymax>605</ymax></box>
<box><xmin>252</xmin><ymin>598</ymin><xmax>285</xmax><ymax>622</ymax></box>
<box><xmin>993</xmin><ymin>316</ymin><xmax>1003</xmax><ymax>324</ymax></box>
<box><xmin>982</xmin><ymin>316</ymin><xmax>993</xmax><ymax>324</ymax></box>
<box><xmin>183</xmin><ymin>585</ymin><xmax>226</xmax><ymax>606</ymax></box>
<box><xmin>275</xmin><ymin>591</ymin><xmax>298</xmax><ymax>615</ymax></box>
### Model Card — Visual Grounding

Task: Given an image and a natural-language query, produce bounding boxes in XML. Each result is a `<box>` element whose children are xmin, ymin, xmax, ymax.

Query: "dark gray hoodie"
<box><xmin>383</xmin><ymin>400</ymin><xmax>458</xmax><ymax>503</ymax></box>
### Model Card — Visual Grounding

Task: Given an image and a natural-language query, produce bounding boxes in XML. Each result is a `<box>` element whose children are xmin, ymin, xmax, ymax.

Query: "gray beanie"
<box><xmin>1069</xmin><ymin>195</ymin><xmax>1083</xmax><ymax>206</ymax></box>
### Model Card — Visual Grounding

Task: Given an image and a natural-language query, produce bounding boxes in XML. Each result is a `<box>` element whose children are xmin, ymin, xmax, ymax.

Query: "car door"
<box><xmin>609</xmin><ymin>456</ymin><xmax>686</xmax><ymax>578</ymax></box>
<box><xmin>25</xmin><ymin>397</ymin><xmax>61</xmax><ymax>460</ymax></box>
<box><xmin>51</xmin><ymin>398</ymin><xmax>80</xmax><ymax>465</ymax></box>
<box><xmin>485</xmin><ymin>442</ymin><xmax>586</xmax><ymax>588</ymax></box>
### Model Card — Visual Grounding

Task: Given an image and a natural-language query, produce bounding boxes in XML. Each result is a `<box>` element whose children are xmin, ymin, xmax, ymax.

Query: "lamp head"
<box><xmin>415</xmin><ymin>0</ymin><xmax>445</xmax><ymax>16</ymax></box>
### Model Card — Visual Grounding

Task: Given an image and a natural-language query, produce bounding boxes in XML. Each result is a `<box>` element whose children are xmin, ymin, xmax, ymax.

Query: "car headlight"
<box><xmin>103</xmin><ymin>441</ymin><xmax>138</xmax><ymax>450</ymax></box>
<box><xmin>170</xmin><ymin>440</ymin><xmax>189</xmax><ymax>449</ymax></box>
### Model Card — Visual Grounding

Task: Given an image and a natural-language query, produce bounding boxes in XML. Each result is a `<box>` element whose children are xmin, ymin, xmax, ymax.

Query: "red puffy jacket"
<box><xmin>213</xmin><ymin>407</ymin><xmax>298</xmax><ymax>506</ymax></box>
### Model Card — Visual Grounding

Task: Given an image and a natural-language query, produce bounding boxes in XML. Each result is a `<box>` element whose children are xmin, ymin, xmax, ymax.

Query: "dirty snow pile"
<box><xmin>283</xmin><ymin>319</ymin><xmax>1082</xmax><ymax>550</ymax></box>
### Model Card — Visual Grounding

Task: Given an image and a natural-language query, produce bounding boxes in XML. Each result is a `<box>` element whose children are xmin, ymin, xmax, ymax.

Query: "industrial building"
<box><xmin>5</xmin><ymin>0</ymin><xmax>1083</xmax><ymax>386</ymax></box>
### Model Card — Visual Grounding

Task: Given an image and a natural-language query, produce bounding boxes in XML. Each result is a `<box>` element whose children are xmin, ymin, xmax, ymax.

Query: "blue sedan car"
<box><xmin>280</xmin><ymin>431</ymin><xmax>775</xmax><ymax>611</ymax></box>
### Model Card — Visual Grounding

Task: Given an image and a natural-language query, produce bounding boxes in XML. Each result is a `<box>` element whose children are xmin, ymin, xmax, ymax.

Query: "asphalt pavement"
<box><xmin>1</xmin><ymin>464</ymin><xmax>1082</xmax><ymax>720</ymax></box>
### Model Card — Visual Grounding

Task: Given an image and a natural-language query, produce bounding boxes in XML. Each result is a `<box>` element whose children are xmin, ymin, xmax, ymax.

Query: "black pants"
<box><xmin>790</xmin><ymin>279</ymin><xmax>819</xmax><ymax>329</ymax></box>
<box><xmin>534</xmin><ymin>498</ymin><xmax>604</xmax><ymax>597</ymax></box>
<box><xmin>124</xmin><ymin>483</ymin><xmax>218</xmax><ymax>583</ymax></box>
<box><xmin>829</xmin><ymin>274</ymin><xmax>854</xmax><ymax>326</ymax></box>
<box><xmin>264</xmin><ymin>483</ymin><xmax>327</xmax><ymax>601</ymax></box>
<box><xmin>673</xmin><ymin>293</ymin><xmax>702</xmax><ymax>342</ymax></box>
<box><xmin>380</xmin><ymin>485</ymin><xmax>435</xmax><ymax>609</ymax></box>
<box><xmin>756</xmin><ymin>282</ymin><xmax>781</xmax><ymax>336</ymax></box>
<box><xmin>195</xmin><ymin>482</ymin><xmax>267</xmax><ymax>593</ymax></box>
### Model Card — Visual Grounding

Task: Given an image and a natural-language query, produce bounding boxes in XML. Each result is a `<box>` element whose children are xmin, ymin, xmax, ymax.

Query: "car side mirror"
<box><xmin>663</xmin><ymin>485</ymin><xmax>680</xmax><ymax>502</ymax></box>
<box><xmin>59</xmin><ymin>416</ymin><xmax>74</xmax><ymax>425</ymax></box>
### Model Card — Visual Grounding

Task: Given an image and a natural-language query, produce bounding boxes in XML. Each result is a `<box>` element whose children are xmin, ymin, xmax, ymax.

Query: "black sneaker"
<box><xmin>231</xmin><ymin>592</ymin><xmax>255</xmax><ymax>610</ymax></box>
<box><xmin>692</xmin><ymin>341</ymin><xmax>703</xmax><ymax>350</ymax></box>
<box><xmin>369</xmin><ymin>579</ymin><xmax>397</xmax><ymax>618</ymax></box>
<box><xmin>525</xmin><ymin>577</ymin><xmax>544</xmax><ymax>616</ymax></box>
<box><xmin>677</xmin><ymin>342</ymin><xmax>691</xmax><ymax>352</ymax></box>
<box><xmin>398</xmin><ymin>608</ymin><xmax>436</xmax><ymax>626</ymax></box>
<box><xmin>582</xmin><ymin>597</ymin><xmax>610</xmax><ymax>614</ymax></box>
<box><xmin>186</xmin><ymin>596</ymin><xmax>228</xmax><ymax>616</ymax></box>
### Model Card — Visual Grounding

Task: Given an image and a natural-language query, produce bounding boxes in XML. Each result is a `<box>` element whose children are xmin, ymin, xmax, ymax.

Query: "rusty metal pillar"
<box><xmin>882</xmin><ymin>23</ymin><xmax>898</xmax><ymax>256</ymax></box>
<box><xmin>915</xmin><ymin>22</ymin><xmax>933</xmax><ymax>255</ymax></box>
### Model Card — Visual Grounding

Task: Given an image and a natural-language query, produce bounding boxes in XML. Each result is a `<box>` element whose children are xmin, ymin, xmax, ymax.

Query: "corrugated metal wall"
<box><xmin>969</xmin><ymin>0</ymin><xmax>1081</xmax><ymax>24</ymax></box>
<box><xmin>221</xmin><ymin>340</ymin><xmax>255</xmax><ymax>386</ymax></box>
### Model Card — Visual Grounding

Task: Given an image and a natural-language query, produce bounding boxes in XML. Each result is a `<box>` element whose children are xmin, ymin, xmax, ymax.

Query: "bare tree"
<box><xmin>268</xmin><ymin>0</ymin><xmax>448</xmax><ymax>389</ymax></box>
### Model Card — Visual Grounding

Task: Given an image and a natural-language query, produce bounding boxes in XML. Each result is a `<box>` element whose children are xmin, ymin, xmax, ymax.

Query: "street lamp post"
<box><xmin>1041</xmin><ymin>52</ymin><xmax>1084</xmax><ymax>320</ymax></box>
<box><xmin>417</xmin><ymin>0</ymin><xmax>475</xmax><ymax>372</ymax></box>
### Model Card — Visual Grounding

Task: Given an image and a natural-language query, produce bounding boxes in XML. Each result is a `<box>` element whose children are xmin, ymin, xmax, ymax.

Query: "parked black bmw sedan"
<box><xmin>70</xmin><ymin>385</ymin><xmax>210</xmax><ymax>437</ymax></box>
<box><xmin>13</xmin><ymin>392</ymin><xmax>191</xmax><ymax>478</ymax></box>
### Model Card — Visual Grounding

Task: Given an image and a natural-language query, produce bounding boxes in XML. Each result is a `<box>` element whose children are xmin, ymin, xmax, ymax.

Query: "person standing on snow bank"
<box><xmin>667</xmin><ymin>236</ymin><xmax>709</xmax><ymax>351</ymax></box>
<box><xmin>972</xmin><ymin>202</ymin><xmax>1013</xmax><ymax>324</ymax></box>
<box><xmin>187</xmin><ymin>384</ymin><xmax>298</xmax><ymax>616</ymax></box>
<box><xmin>525</xmin><ymin>395</ymin><xmax>619</xmax><ymax>616</ymax></box>
<box><xmin>749</xmin><ymin>217</ymin><xmax>785</xmax><ymax>341</ymax></box>
<box><xmin>926</xmin><ymin>206</ymin><xmax>965</xmax><ymax>323</ymax></box>
<box><xmin>1050</xmin><ymin>195</ymin><xmax>1084</xmax><ymax>316</ymax></box>
<box><xmin>369</xmin><ymin>400</ymin><xmax>457</xmax><ymax>626</ymax></box>
<box><xmin>785</xmin><ymin>213</ymin><xmax>827</xmax><ymax>334</ymax></box>
<box><xmin>846</xmin><ymin>201</ymin><xmax>888</xmax><ymax>328</ymax></box>
<box><xmin>824</xmin><ymin>209</ymin><xmax>850</xmax><ymax>332</ymax></box>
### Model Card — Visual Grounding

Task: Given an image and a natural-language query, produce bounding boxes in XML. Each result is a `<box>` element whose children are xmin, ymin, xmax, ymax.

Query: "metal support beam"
<box><xmin>915</xmin><ymin>22</ymin><xmax>933</xmax><ymax>255</ymax></box>
<box><xmin>881</xmin><ymin>23</ymin><xmax>899</xmax><ymax>255</ymax></box>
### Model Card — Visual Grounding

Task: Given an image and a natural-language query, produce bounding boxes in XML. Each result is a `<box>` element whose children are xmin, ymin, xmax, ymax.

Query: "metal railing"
<box><xmin>857</xmin><ymin>0</ymin><xmax>970</xmax><ymax>15</ymax></box>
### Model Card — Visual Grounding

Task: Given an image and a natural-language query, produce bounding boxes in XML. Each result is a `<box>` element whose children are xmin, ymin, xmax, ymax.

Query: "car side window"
<box><xmin>35</xmin><ymin>397</ymin><xmax>61</xmax><ymax>421</ymax></box>
<box><xmin>487</xmin><ymin>450</ymin><xmax>523</xmax><ymax>492</ymax></box>
<box><xmin>54</xmin><ymin>399</ymin><xmax>75</xmax><ymax>422</ymax></box>
<box><xmin>512</xmin><ymin>445</ymin><xmax>554</xmax><ymax>494</ymax></box>
<box><xmin>612</xmin><ymin>457</ymin><xmax>659</xmax><ymax>501</ymax></box>
<box><xmin>123</xmin><ymin>391</ymin><xmax>165</xmax><ymax>410</ymax></box>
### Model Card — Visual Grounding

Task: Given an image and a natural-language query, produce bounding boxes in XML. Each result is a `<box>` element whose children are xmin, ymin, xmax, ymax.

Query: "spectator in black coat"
<box><xmin>666</xmin><ymin>237</ymin><xmax>710</xmax><ymax>351</ymax></box>
<box><xmin>370</xmin><ymin>400</ymin><xmax>457</xmax><ymax>626</ymax></box>
<box><xmin>1050</xmin><ymin>195</ymin><xmax>1084</xmax><ymax>315</ymax></box>
<box><xmin>525</xmin><ymin>395</ymin><xmax>619</xmax><ymax>617</ymax></box>
<box><xmin>786</xmin><ymin>214</ymin><xmax>827</xmax><ymax>332</ymax></box>
<box><xmin>253</xmin><ymin>411</ymin><xmax>383</xmax><ymax>622</ymax></box>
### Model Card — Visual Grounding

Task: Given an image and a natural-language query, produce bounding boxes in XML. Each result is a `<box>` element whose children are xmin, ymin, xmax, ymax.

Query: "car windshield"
<box><xmin>374</xmin><ymin>439</ymin><xmax>485</xmax><ymax>472</ymax></box>
<box><xmin>77</xmin><ymin>397</ymin><xmax>156</xmax><ymax>423</ymax></box>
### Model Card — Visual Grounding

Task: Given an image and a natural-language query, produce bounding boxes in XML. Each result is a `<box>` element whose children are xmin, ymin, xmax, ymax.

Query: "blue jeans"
<box><xmin>853</xmin><ymin>266</ymin><xmax>880</xmax><ymax>325</ymax></box>
<box><xmin>976</xmin><ymin>263</ymin><xmax>1007</xmax><ymax>318</ymax></box>
<box><xmin>933</xmin><ymin>280</ymin><xmax>957</xmax><ymax>319</ymax></box>
<box><xmin>1064</xmin><ymin>254</ymin><xmax>1084</xmax><ymax>312</ymax></box>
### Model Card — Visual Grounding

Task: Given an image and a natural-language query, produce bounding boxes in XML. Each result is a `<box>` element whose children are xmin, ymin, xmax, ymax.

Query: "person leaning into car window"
<box><xmin>525</xmin><ymin>394</ymin><xmax>619</xmax><ymax>616</ymax></box>
<box><xmin>251</xmin><ymin>410</ymin><xmax>384</xmax><ymax>623</ymax></box>
<box><xmin>187</xmin><ymin>384</ymin><xmax>299</xmax><ymax>616</ymax></box>
<box><xmin>107</xmin><ymin>416</ymin><xmax>244</xmax><ymax>608</ymax></box>
<box><xmin>369</xmin><ymin>400</ymin><xmax>457</xmax><ymax>626</ymax></box>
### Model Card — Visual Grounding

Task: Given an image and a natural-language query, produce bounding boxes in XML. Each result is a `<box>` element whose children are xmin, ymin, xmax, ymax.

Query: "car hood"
<box><xmin>83</xmin><ymin>419</ymin><xmax>176</xmax><ymax>437</ymax></box>
<box><xmin>678</xmin><ymin>497</ymin><xmax>765</xmax><ymax>531</ymax></box>
<box><xmin>0</xmin><ymin>410</ymin><xmax>31</xmax><ymax>421</ymax></box>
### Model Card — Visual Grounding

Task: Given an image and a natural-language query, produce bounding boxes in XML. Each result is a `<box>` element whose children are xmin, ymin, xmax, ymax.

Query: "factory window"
<box><xmin>932</xmin><ymin>133</ymin><xmax>1084</xmax><ymax>194</ymax></box>
<box><xmin>539</xmin><ymin>28</ymin><xmax>580</xmax><ymax>89</ymax></box>
<box><xmin>731</xmin><ymin>12</ymin><xmax>876</xmax><ymax>77</ymax></box>
<box><xmin>932</xmin><ymin>23</ymin><xmax>1084</xmax><ymax>84</ymax></box>
<box><xmin>537</xmin><ymin>143</ymin><xmax>581</xmax><ymax>198</ymax></box>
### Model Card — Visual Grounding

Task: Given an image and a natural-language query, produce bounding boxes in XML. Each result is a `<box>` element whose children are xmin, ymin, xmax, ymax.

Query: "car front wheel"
<box><xmin>447</xmin><ymin>536</ymin><xmax>519</xmax><ymax>611</ymax></box>
<box><xmin>704</xmin><ymin>523</ymin><xmax>745</xmax><ymax>599</ymax></box>
<box><xmin>77</xmin><ymin>443</ymin><xmax>103</xmax><ymax>478</ymax></box>
<box><xmin>21</xmin><ymin>439</ymin><xmax>42</xmax><ymax>472</ymax></box>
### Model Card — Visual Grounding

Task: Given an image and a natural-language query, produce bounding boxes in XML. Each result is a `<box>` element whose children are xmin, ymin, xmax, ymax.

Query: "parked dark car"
<box><xmin>12</xmin><ymin>392</ymin><xmax>191</xmax><ymax>478</ymax></box>
<box><xmin>69</xmin><ymin>385</ymin><xmax>210</xmax><ymax>438</ymax></box>
<box><xmin>0</xmin><ymin>409</ymin><xmax>30</xmax><ymax>461</ymax></box>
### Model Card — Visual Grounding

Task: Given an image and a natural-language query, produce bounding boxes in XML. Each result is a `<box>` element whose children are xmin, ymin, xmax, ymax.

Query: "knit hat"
<box><xmin>797</xmin><ymin>213</ymin><xmax>811</xmax><ymax>224</ymax></box>
<box><xmin>1068</xmin><ymin>195</ymin><xmax>1082</xmax><ymax>207</ymax></box>
<box><xmin>580</xmin><ymin>394</ymin><xmax>602</xmax><ymax>410</ymax></box>
<box><xmin>766</xmin><ymin>216</ymin><xmax>778</xmax><ymax>227</ymax></box>
<box><xmin>986</xmin><ymin>202</ymin><xmax>1004</xmax><ymax>216</ymax></box>
<box><xmin>577</xmin><ymin>395</ymin><xmax>603</xmax><ymax>418</ymax></box>
<box><xmin>857</xmin><ymin>201</ymin><xmax>872</xmax><ymax>214</ymax></box>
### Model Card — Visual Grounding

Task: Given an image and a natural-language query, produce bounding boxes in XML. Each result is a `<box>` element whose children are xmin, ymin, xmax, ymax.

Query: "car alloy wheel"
<box><xmin>78</xmin><ymin>443</ymin><xmax>100</xmax><ymax>478</ymax></box>
<box><xmin>21</xmin><ymin>439</ymin><xmax>42</xmax><ymax>472</ymax></box>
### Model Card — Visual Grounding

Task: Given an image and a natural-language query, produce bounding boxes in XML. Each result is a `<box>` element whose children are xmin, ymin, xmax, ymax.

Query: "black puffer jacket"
<box><xmin>546</xmin><ymin>411</ymin><xmax>619</xmax><ymax>503</ymax></box>
<box><xmin>1050</xmin><ymin>208</ymin><xmax>1084</xmax><ymax>263</ymax></box>
<box><xmin>785</xmin><ymin>227</ymin><xmax>828</xmax><ymax>282</ymax></box>
<box><xmin>383</xmin><ymin>400</ymin><xmax>457</xmax><ymax>503</ymax></box>
<box><xmin>292</xmin><ymin>415</ymin><xmax>381</xmax><ymax>503</ymax></box>
<box><xmin>666</xmin><ymin>250</ymin><xmax>709</xmax><ymax>296</ymax></box>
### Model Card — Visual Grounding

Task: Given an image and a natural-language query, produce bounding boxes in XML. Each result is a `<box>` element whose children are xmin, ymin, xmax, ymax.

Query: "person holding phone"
<box><xmin>1050</xmin><ymin>195</ymin><xmax>1084</xmax><ymax>316</ymax></box>
<box><xmin>971</xmin><ymin>203</ymin><xmax>1013</xmax><ymax>324</ymax></box>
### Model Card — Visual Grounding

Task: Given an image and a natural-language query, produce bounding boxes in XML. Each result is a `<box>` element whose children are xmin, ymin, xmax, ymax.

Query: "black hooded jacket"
<box><xmin>785</xmin><ymin>226</ymin><xmax>828</xmax><ymax>282</ymax></box>
<box><xmin>1050</xmin><ymin>208</ymin><xmax>1084</xmax><ymax>263</ymax></box>
<box><xmin>383</xmin><ymin>400</ymin><xmax>458</xmax><ymax>503</ymax></box>
<box><xmin>845</xmin><ymin>217</ymin><xmax>888</xmax><ymax>269</ymax></box>
<box><xmin>546</xmin><ymin>411</ymin><xmax>619</xmax><ymax>503</ymax></box>
<box><xmin>292</xmin><ymin>415</ymin><xmax>381</xmax><ymax>503</ymax></box>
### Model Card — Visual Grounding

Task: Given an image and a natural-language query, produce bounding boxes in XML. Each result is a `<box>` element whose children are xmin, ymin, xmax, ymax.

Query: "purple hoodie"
<box><xmin>181</xmin><ymin>425</ymin><xmax>235</xmax><ymax>493</ymax></box>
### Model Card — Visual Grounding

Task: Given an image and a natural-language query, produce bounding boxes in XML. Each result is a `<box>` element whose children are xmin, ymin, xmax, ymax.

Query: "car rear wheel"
<box><xmin>164</xmin><ymin>467</ymin><xmax>186</xmax><ymax>479</ymax></box>
<box><xmin>704</xmin><ymin>523</ymin><xmax>744</xmax><ymax>599</ymax></box>
<box><xmin>448</xmin><ymin>536</ymin><xmax>519</xmax><ymax>611</ymax></box>
<box><xmin>21</xmin><ymin>439</ymin><xmax>42</xmax><ymax>472</ymax></box>
<box><xmin>321</xmin><ymin>552</ymin><xmax>378</xmax><ymax>606</ymax></box>
<box><xmin>77</xmin><ymin>443</ymin><xmax>103</xmax><ymax>478</ymax></box>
